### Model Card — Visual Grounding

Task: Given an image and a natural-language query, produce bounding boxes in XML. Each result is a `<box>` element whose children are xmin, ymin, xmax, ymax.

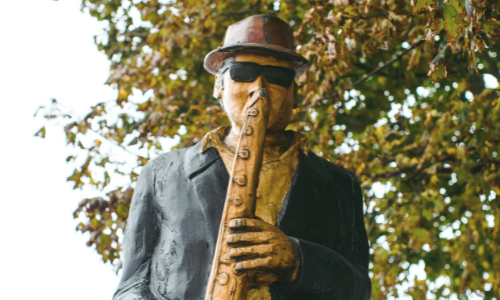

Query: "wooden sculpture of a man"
<box><xmin>113</xmin><ymin>15</ymin><xmax>371</xmax><ymax>300</ymax></box>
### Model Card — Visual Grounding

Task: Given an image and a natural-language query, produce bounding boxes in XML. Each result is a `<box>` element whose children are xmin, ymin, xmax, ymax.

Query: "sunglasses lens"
<box><xmin>229</xmin><ymin>62</ymin><xmax>260</xmax><ymax>82</ymax></box>
<box><xmin>263</xmin><ymin>66</ymin><xmax>295</xmax><ymax>88</ymax></box>
<box><xmin>228</xmin><ymin>62</ymin><xmax>295</xmax><ymax>88</ymax></box>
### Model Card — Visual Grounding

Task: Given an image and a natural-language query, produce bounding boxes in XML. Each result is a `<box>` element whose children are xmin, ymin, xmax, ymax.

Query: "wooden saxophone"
<box><xmin>205</xmin><ymin>88</ymin><xmax>270</xmax><ymax>300</ymax></box>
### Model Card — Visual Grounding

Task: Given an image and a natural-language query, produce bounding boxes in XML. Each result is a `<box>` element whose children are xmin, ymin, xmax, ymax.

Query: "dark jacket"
<box><xmin>113</xmin><ymin>142</ymin><xmax>371</xmax><ymax>300</ymax></box>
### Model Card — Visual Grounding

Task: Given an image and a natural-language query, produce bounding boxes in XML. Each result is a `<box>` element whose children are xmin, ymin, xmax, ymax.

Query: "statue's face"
<box><xmin>214</xmin><ymin>54</ymin><xmax>296</xmax><ymax>135</ymax></box>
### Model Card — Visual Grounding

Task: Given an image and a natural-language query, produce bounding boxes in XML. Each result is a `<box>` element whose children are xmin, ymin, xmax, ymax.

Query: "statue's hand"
<box><xmin>226</xmin><ymin>218</ymin><xmax>300</xmax><ymax>284</ymax></box>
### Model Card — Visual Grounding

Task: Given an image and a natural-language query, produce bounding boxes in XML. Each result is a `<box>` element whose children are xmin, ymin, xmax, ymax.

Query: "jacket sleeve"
<box><xmin>287</xmin><ymin>173</ymin><xmax>371</xmax><ymax>300</ymax></box>
<box><xmin>113</xmin><ymin>163</ymin><xmax>159</xmax><ymax>300</ymax></box>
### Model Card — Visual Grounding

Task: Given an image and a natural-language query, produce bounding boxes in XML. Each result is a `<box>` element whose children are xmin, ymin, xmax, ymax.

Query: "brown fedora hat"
<box><xmin>204</xmin><ymin>15</ymin><xmax>309</xmax><ymax>77</ymax></box>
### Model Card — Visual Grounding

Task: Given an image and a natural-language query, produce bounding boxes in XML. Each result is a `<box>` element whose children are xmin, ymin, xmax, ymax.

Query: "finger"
<box><xmin>229</xmin><ymin>244</ymin><xmax>273</xmax><ymax>258</ymax></box>
<box><xmin>234</xmin><ymin>257</ymin><xmax>273</xmax><ymax>272</ymax></box>
<box><xmin>226</xmin><ymin>232</ymin><xmax>271</xmax><ymax>245</ymax></box>
<box><xmin>228</xmin><ymin>218</ymin><xmax>269</xmax><ymax>231</ymax></box>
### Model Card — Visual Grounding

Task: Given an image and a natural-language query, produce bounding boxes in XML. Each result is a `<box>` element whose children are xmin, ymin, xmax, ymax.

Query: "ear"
<box><xmin>293</xmin><ymin>81</ymin><xmax>299</xmax><ymax>109</ymax></box>
<box><xmin>213</xmin><ymin>73</ymin><xmax>223</xmax><ymax>99</ymax></box>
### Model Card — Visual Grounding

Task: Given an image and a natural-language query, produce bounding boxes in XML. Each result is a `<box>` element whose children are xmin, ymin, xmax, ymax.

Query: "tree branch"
<box><xmin>343</xmin><ymin>14</ymin><xmax>386</xmax><ymax>21</ymax></box>
<box><xmin>87</xmin><ymin>128</ymin><xmax>147</xmax><ymax>159</ymax></box>
<box><xmin>220</xmin><ymin>11</ymin><xmax>253</xmax><ymax>17</ymax></box>
<box><xmin>315</xmin><ymin>38</ymin><xmax>426</xmax><ymax>103</ymax></box>
<box><xmin>371</xmin><ymin>165</ymin><xmax>418</xmax><ymax>180</ymax></box>
<box><xmin>350</xmin><ymin>38</ymin><xmax>426</xmax><ymax>88</ymax></box>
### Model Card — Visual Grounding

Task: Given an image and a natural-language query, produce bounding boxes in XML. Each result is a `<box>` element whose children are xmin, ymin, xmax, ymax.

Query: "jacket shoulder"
<box><xmin>307</xmin><ymin>150</ymin><xmax>358</xmax><ymax>184</ymax></box>
<box><xmin>147</xmin><ymin>147</ymin><xmax>191</xmax><ymax>172</ymax></box>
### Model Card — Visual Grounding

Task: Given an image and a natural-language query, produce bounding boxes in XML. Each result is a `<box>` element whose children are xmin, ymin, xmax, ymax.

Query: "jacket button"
<box><xmin>247</xmin><ymin>109</ymin><xmax>259</xmax><ymax>117</ymax></box>
<box><xmin>238</xmin><ymin>149</ymin><xmax>250</xmax><ymax>159</ymax></box>
<box><xmin>233</xmin><ymin>175</ymin><xmax>247</xmax><ymax>186</ymax></box>
<box><xmin>217</xmin><ymin>272</ymin><xmax>229</xmax><ymax>285</ymax></box>
<box><xmin>244</xmin><ymin>126</ymin><xmax>253</xmax><ymax>135</ymax></box>
<box><xmin>230</xmin><ymin>195</ymin><xmax>243</xmax><ymax>206</ymax></box>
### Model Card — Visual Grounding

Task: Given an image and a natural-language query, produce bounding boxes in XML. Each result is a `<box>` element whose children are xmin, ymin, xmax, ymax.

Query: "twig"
<box><xmin>343</xmin><ymin>14</ymin><xmax>386</xmax><ymax>21</ymax></box>
<box><xmin>314</xmin><ymin>38</ymin><xmax>426</xmax><ymax>103</ymax></box>
<box><xmin>220</xmin><ymin>11</ymin><xmax>253</xmax><ymax>17</ymax></box>
<box><xmin>316</xmin><ymin>93</ymin><xmax>339</xmax><ymax>103</ymax></box>
<box><xmin>371</xmin><ymin>165</ymin><xmax>418</xmax><ymax>180</ymax></box>
<box><xmin>350</xmin><ymin>38</ymin><xmax>425</xmax><ymax>87</ymax></box>
<box><xmin>87</xmin><ymin>128</ymin><xmax>147</xmax><ymax>159</ymax></box>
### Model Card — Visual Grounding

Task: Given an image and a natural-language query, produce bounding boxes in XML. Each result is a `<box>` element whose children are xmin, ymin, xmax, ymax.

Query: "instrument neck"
<box><xmin>224</xmin><ymin>129</ymin><xmax>291</xmax><ymax>162</ymax></box>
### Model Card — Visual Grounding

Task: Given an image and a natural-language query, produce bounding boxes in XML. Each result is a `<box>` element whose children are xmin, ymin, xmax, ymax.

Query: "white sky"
<box><xmin>0</xmin><ymin>0</ymin><xmax>119</xmax><ymax>298</ymax></box>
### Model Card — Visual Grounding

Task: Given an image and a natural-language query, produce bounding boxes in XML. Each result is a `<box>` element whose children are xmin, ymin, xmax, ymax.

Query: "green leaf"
<box><xmin>410</xmin><ymin>0</ymin><xmax>436</xmax><ymax>15</ymax></box>
<box><xmin>450</xmin><ymin>0</ymin><xmax>467</xmax><ymax>17</ymax></box>
<box><xmin>128</xmin><ymin>137</ymin><xmax>139</xmax><ymax>146</ymax></box>
<box><xmin>375</xmin><ymin>247</ymin><xmax>389</xmax><ymax>261</ymax></box>
<box><xmin>483</xmin><ymin>18</ymin><xmax>500</xmax><ymax>41</ymax></box>
<box><xmin>116</xmin><ymin>204</ymin><xmax>129</xmax><ymax>218</ymax></box>
<box><xmin>34</xmin><ymin>126</ymin><xmax>46</xmax><ymax>138</ymax></box>
<box><xmin>428</xmin><ymin>45</ymin><xmax>452</xmax><ymax>82</ymax></box>
<box><xmin>478</xmin><ymin>31</ymin><xmax>492</xmax><ymax>47</ymax></box>
<box><xmin>443</xmin><ymin>3</ymin><xmax>464</xmax><ymax>45</ymax></box>
<box><xmin>103</xmin><ymin>171</ymin><xmax>111</xmax><ymax>188</ymax></box>
<box><xmin>412</xmin><ymin>228</ymin><xmax>431</xmax><ymax>246</ymax></box>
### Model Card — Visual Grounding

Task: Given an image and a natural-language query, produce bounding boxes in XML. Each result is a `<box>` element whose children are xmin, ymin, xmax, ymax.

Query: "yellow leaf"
<box><xmin>356</xmin><ymin>162</ymin><xmax>366</xmax><ymax>174</ymax></box>
<box><xmin>450</xmin><ymin>0</ymin><xmax>467</xmax><ymax>16</ymax></box>
<box><xmin>428</xmin><ymin>65</ymin><xmax>446</xmax><ymax>83</ymax></box>
<box><xmin>410</xmin><ymin>157</ymin><xmax>420</xmax><ymax>165</ymax></box>
<box><xmin>457</xmin><ymin>146</ymin><xmax>466</xmax><ymax>160</ymax></box>
<box><xmin>483</xmin><ymin>18</ymin><xmax>500</xmax><ymax>40</ymax></box>
<box><xmin>410</xmin><ymin>0</ymin><xmax>435</xmax><ymax>15</ymax></box>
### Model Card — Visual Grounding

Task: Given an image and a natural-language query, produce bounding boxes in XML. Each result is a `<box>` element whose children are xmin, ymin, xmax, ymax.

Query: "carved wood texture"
<box><xmin>205</xmin><ymin>88</ymin><xmax>270</xmax><ymax>300</ymax></box>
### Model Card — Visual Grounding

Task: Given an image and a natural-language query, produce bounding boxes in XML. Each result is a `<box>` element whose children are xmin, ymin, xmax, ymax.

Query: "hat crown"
<box><xmin>223</xmin><ymin>15</ymin><xmax>294</xmax><ymax>50</ymax></box>
<box><xmin>203</xmin><ymin>15</ymin><xmax>308</xmax><ymax>76</ymax></box>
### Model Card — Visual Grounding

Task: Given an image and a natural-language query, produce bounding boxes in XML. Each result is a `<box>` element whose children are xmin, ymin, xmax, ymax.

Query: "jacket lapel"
<box><xmin>277</xmin><ymin>151</ymin><xmax>330</xmax><ymax>244</ymax></box>
<box><xmin>183</xmin><ymin>144</ymin><xmax>333</xmax><ymax>253</ymax></box>
<box><xmin>184</xmin><ymin>143</ymin><xmax>229</xmax><ymax>253</ymax></box>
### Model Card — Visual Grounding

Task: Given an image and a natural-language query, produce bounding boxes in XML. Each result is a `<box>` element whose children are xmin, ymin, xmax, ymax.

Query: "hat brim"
<box><xmin>204</xmin><ymin>43</ymin><xmax>309</xmax><ymax>77</ymax></box>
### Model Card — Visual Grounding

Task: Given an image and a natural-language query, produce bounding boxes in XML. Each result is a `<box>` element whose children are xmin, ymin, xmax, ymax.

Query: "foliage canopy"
<box><xmin>37</xmin><ymin>0</ymin><xmax>500</xmax><ymax>298</ymax></box>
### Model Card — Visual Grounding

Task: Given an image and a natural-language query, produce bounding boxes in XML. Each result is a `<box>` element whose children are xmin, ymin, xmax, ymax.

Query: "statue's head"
<box><xmin>204</xmin><ymin>15</ymin><xmax>308</xmax><ymax>135</ymax></box>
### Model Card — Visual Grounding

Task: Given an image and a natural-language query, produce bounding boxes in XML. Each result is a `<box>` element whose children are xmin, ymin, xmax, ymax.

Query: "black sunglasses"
<box><xmin>220</xmin><ymin>62</ymin><xmax>296</xmax><ymax>89</ymax></box>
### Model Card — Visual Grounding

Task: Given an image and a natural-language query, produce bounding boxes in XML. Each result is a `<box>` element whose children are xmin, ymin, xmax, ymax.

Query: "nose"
<box><xmin>248</xmin><ymin>75</ymin><xmax>265</xmax><ymax>98</ymax></box>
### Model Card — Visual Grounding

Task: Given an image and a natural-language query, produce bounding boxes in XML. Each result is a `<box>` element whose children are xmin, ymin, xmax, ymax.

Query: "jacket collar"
<box><xmin>184</xmin><ymin>140</ymin><xmax>328</xmax><ymax>185</ymax></box>
<box><xmin>183</xmin><ymin>141</ymin><xmax>329</xmax><ymax>235</ymax></box>
<box><xmin>183</xmin><ymin>142</ymin><xmax>229</xmax><ymax>254</ymax></box>
<box><xmin>184</xmin><ymin>142</ymin><xmax>222</xmax><ymax>179</ymax></box>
